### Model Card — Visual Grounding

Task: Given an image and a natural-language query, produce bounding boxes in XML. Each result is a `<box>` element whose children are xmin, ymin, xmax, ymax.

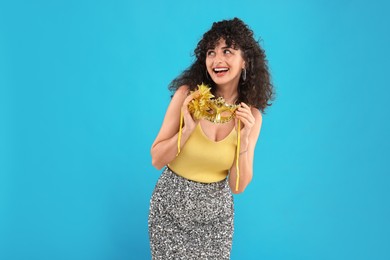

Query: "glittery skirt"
<box><xmin>148</xmin><ymin>167</ymin><xmax>234</xmax><ymax>260</ymax></box>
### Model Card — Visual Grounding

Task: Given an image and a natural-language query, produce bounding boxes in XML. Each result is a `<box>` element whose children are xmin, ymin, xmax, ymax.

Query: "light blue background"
<box><xmin>1</xmin><ymin>0</ymin><xmax>389</xmax><ymax>259</ymax></box>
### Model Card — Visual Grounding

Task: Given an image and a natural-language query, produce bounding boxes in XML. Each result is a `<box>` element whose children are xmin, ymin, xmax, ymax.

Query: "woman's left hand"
<box><xmin>235</xmin><ymin>102</ymin><xmax>255</xmax><ymax>138</ymax></box>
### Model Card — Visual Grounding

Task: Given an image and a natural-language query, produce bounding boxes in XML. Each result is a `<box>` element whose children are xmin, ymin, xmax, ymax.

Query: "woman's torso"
<box><xmin>168</xmin><ymin>120</ymin><xmax>237</xmax><ymax>183</ymax></box>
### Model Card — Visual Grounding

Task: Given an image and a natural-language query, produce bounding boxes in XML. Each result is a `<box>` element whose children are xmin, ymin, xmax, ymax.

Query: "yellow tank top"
<box><xmin>168</xmin><ymin>123</ymin><xmax>237</xmax><ymax>183</ymax></box>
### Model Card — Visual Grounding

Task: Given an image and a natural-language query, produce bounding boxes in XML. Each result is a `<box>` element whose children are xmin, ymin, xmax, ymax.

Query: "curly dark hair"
<box><xmin>169</xmin><ymin>17</ymin><xmax>275</xmax><ymax>113</ymax></box>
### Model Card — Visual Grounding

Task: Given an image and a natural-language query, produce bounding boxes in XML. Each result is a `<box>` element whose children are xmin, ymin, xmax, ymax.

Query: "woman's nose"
<box><xmin>213</xmin><ymin>53</ymin><xmax>224</xmax><ymax>65</ymax></box>
<box><xmin>214</xmin><ymin>59</ymin><xmax>223</xmax><ymax>66</ymax></box>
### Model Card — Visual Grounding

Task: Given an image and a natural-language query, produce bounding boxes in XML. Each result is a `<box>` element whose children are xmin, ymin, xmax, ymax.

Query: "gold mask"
<box><xmin>188</xmin><ymin>83</ymin><xmax>240</xmax><ymax>124</ymax></box>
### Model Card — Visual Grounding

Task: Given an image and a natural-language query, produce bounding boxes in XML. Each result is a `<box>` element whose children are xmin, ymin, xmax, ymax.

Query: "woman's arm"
<box><xmin>151</xmin><ymin>85</ymin><xmax>197</xmax><ymax>169</ymax></box>
<box><xmin>228</xmin><ymin>104</ymin><xmax>262</xmax><ymax>194</ymax></box>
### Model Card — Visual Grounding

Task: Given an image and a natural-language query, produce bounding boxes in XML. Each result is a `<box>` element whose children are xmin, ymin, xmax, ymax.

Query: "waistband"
<box><xmin>164</xmin><ymin>166</ymin><xmax>228</xmax><ymax>188</ymax></box>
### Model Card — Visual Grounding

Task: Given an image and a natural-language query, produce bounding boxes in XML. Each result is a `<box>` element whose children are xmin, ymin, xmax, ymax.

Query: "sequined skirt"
<box><xmin>148</xmin><ymin>167</ymin><xmax>234</xmax><ymax>260</ymax></box>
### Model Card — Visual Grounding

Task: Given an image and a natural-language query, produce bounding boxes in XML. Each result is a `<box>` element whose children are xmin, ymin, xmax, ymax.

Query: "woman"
<box><xmin>148</xmin><ymin>17</ymin><xmax>274</xmax><ymax>259</ymax></box>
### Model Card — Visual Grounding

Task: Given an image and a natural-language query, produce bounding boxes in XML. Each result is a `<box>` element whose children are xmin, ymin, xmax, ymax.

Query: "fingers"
<box><xmin>235</xmin><ymin>102</ymin><xmax>255</xmax><ymax>127</ymax></box>
<box><xmin>239</xmin><ymin>102</ymin><xmax>250</xmax><ymax>109</ymax></box>
<box><xmin>181</xmin><ymin>92</ymin><xmax>196</xmax><ymax>128</ymax></box>
<box><xmin>183</xmin><ymin>92</ymin><xmax>195</xmax><ymax>107</ymax></box>
<box><xmin>182</xmin><ymin>92</ymin><xmax>195</xmax><ymax>116</ymax></box>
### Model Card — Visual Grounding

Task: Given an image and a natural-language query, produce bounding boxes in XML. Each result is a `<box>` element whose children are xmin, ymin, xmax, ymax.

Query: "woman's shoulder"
<box><xmin>171</xmin><ymin>85</ymin><xmax>190</xmax><ymax>100</ymax></box>
<box><xmin>251</xmin><ymin>107</ymin><xmax>262</xmax><ymax>116</ymax></box>
<box><xmin>176</xmin><ymin>85</ymin><xmax>190</xmax><ymax>94</ymax></box>
<box><xmin>169</xmin><ymin>85</ymin><xmax>190</xmax><ymax>105</ymax></box>
<box><xmin>251</xmin><ymin>107</ymin><xmax>263</xmax><ymax>122</ymax></box>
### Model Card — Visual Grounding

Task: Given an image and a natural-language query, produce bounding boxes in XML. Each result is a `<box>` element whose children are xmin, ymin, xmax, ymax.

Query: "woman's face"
<box><xmin>205</xmin><ymin>38</ymin><xmax>246</xmax><ymax>88</ymax></box>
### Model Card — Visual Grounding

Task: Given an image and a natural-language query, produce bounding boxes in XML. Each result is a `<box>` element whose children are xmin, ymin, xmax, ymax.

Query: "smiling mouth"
<box><xmin>213</xmin><ymin>67</ymin><xmax>229</xmax><ymax>75</ymax></box>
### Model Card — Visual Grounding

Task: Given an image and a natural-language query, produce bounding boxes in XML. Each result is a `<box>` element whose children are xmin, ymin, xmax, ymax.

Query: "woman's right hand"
<box><xmin>181</xmin><ymin>91</ymin><xmax>198</xmax><ymax>134</ymax></box>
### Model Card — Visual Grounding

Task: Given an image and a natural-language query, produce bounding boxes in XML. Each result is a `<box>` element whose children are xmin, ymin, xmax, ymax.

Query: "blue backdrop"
<box><xmin>1</xmin><ymin>0</ymin><xmax>389</xmax><ymax>259</ymax></box>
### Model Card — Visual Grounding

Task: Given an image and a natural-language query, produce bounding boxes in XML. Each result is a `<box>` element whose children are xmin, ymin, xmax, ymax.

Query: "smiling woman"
<box><xmin>206</xmin><ymin>39</ymin><xmax>245</xmax><ymax>90</ymax></box>
<box><xmin>148</xmin><ymin>17</ymin><xmax>275</xmax><ymax>259</ymax></box>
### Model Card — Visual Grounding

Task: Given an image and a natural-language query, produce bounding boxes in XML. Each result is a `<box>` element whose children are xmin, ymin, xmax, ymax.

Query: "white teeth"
<box><xmin>213</xmin><ymin>68</ymin><xmax>229</xmax><ymax>72</ymax></box>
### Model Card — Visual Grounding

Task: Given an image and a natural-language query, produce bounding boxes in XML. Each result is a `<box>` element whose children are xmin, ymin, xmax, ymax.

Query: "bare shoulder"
<box><xmin>174</xmin><ymin>85</ymin><xmax>190</xmax><ymax>98</ymax></box>
<box><xmin>251</xmin><ymin>107</ymin><xmax>263</xmax><ymax>122</ymax></box>
<box><xmin>166</xmin><ymin>85</ymin><xmax>190</xmax><ymax>110</ymax></box>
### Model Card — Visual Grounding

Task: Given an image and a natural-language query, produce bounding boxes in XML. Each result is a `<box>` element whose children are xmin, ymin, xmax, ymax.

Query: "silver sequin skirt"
<box><xmin>148</xmin><ymin>167</ymin><xmax>234</xmax><ymax>260</ymax></box>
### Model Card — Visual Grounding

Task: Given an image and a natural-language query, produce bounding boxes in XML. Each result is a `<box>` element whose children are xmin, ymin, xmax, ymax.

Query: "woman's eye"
<box><xmin>224</xmin><ymin>49</ymin><xmax>232</xmax><ymax>54</ymax></box>
<box><xmin>207</xmin><ymin>51</ymin><xmax>215</xmax><ymax>56</ymax></box>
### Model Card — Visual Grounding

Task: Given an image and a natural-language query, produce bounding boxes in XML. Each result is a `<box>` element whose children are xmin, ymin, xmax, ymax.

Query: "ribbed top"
<box><xmin>168</xmin><ymin>124</ymin><xmax>237</xmax><ymax>183</ymax></box>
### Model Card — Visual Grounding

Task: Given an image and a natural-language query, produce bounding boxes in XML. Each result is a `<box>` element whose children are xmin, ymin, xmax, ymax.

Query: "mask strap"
<box><xmin>235</xmin><ymin>119</ymin><xmax>241</xmax><ymax>191</ymax></box>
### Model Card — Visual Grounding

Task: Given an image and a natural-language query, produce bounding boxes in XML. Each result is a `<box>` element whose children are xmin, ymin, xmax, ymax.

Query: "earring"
<box><xmin>242</xmin><ymin>68</ymin><xmax>247</xmax><ymax>81</ymax></box>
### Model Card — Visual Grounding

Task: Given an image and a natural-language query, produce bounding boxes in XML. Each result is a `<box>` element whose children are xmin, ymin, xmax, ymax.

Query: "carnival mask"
<box><xmin>188</xmin><ymin>83</ymin><xmax>240</xmax><ymax>123</ymax></box>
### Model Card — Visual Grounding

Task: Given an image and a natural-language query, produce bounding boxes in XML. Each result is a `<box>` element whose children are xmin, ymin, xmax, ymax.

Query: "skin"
<box><xmin>151</xmin><ymin>39</ymin><xmax>262</xmax><ymax>194</ymax></box>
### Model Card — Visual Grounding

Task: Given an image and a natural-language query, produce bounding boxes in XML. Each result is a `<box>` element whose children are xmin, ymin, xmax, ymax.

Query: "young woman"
<box><xmin>148</xmin><ymin>17</ymin><xmax>274</xmax><ymax>259</ymax></box>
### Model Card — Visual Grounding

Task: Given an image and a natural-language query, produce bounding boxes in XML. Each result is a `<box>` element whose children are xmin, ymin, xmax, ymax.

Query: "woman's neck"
<box><xmin>215</xmin><ymin>85</ymin><xmax>239</xmax><ymax>104</ymax></box>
